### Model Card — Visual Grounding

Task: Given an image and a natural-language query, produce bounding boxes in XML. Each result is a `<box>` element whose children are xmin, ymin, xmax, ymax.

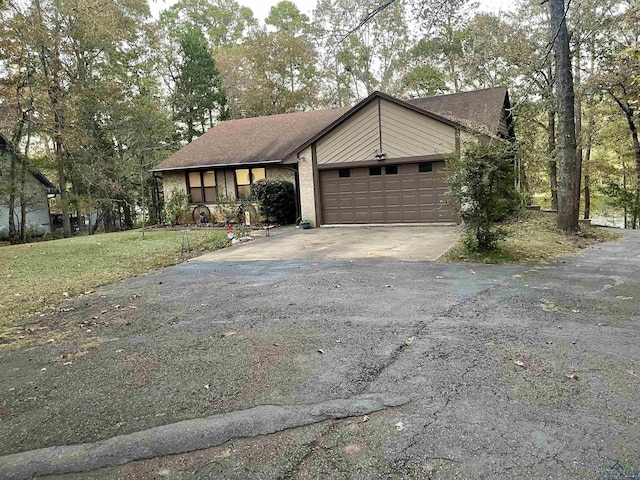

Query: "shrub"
<box><xmin>163</xmin><ymin>188</ymin><xmax>189</xmax><ymax>225</ymax></box>
<box><xmin>251</xmin><ymin>179</ymin><xmax>296</xmax><ymax>225</ymax></box>
<box><xmin>448</xmin><ymin>140</ymin><xmax>522</xmax><ymax>251</ymax></box>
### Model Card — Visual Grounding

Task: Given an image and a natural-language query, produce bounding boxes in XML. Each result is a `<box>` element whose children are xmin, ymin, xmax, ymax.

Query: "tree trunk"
<box><xmin>7</xmin><ymin>151</ymin><xmax>17</xmax><ymax>240</ymax></box>
<box><xmin>631</xmin><ymin>122</ymin><xmax>640</xmax><ymax>229</ymax></box>
<box><xmin>549</xmin><ymin>0</ymin><xmax>579</xmax><ymax>231</ymax></box>
<box><xmin>584</xmin><ymin>145</ymin><xmax>591</xmax><ymax>220</ymax></box>
<box><xmin>35</xmin><ymin>0</ymin><xmax>71</xmax><ymax>237</ymax></box>
<box><xmin>123</xmin><ymin>202</ymin><xmax>133</xmax><ymax>229</ymax></box>
<box><xmin>547</xmin><ymin>110</ymin><xmax>558</xmax><ymax>210</ymax></box>
<box><xmin>574</xmin><ymin>41</ymin><xmax>583</xmax><ymax>219</ymax></box>
<box><xmin>19</xmin><ymin>158</ymin><xmax>27</xmax><ymax>243</ymax></box>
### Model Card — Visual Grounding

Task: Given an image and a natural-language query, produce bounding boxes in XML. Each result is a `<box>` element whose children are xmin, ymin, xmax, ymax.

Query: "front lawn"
<box><xmin>441</xmin><ymin>211</ymin><xmax>623</xmax><ymax>264</ymax></box>
<box><xmin>0</xmin><ymin>229</ymin><xmax>229</xmax><ymax>327</ymax></box>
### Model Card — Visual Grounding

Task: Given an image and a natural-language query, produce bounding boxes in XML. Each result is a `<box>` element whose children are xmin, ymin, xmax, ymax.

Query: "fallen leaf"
<box><xmin>566</xmin><ymin>374</ymin><xmax>579</xmax><ymax>381</ymax></box>
<box><xmin>363</xmin><ymin>415</ymin><xmax>369</xmax><ymax>423</ymax></box>
<box><xmin>318</xmin><ymin>349</ymin><xmax>325</xmax><ymax>354</ymax></box>
<box><xmin>395</xmin><ymin>421</ymin><xmax>405</xmax><ymax>431</ymax></box>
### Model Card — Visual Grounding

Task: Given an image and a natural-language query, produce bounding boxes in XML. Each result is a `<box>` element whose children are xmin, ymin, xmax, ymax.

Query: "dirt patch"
<box><xmin>124</xmin><ymin>354</ymin><xmax>161</xmax><ymax>389</ymax></box>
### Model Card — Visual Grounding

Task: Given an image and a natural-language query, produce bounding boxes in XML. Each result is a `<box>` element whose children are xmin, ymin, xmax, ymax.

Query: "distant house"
<box><xmin>153</xmin><ymin>87</ymin><xmax>515</xmax><ymax>227</ymax></box>
<box><xmin>0</xmin><ymin>132</ymin><xmax>57</xmax><ymax>240</ymax></box>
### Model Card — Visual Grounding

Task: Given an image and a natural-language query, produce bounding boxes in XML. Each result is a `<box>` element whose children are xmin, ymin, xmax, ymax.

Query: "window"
<box><xmin>338</xmin><ymin>168</ymin><xmax>350</xmax><ymax>178</ymax></box>
<box><xmin>188</xmin><ymin>171</ymin><xmax>217</xmax><ymax>203</ymax></box>
<box><xmin>385</xmin><ymin>165</ymin><xmax>398</xmax><ymax>175</ymax></box>
<box><xmin>419</xmin><ymin>162</ymin><xmax>433</xmax><ymax>173</ymax></box>
<box><xmin>235</xmin><ymin>168</ymin><xmax>266</xmax><ymax>200</ymax></box>
<box><xmin>369</xmin><ymin>166</ymin><xmax>382</xmax><ymax>176</ymax></box>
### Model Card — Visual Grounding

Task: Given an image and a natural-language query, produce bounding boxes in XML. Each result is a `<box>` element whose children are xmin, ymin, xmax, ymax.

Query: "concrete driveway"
<box><xmin>0</xmin><ymin>230</ymin><xmax>638</xmax><ymax>479</ymax></box>
<box><xmin>197</xmin><ymin>225</ymin><xmax>460</xmax><ymax>262</ymax></box>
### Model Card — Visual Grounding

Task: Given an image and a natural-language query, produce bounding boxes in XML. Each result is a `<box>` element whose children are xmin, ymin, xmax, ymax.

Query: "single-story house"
<box><xmin>0</xmin><ymin>132</ymin><xmax>58</xmax><ymax>240</ymax></box>
<box><xmin>153</xmin><ymin>87</ymin><xmax>515</xmax><ymax>227</ymax></box>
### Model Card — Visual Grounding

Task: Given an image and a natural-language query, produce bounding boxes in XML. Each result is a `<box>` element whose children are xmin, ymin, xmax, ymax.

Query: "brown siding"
<box><xmin>380</xmin><ymin>100</ymin><xmax>456</xmax><ymax>157</ymax></box>
<box><xmin>315</xmin><ymin>100</ymin><xmax>379</xmax><ymax>165</ymax></box>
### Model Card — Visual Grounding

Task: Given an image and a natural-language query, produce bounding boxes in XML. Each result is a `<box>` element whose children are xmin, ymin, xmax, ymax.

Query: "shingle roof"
<box><xmin>407</xmin><ymin>86</ymin><xmax>510</xmax><ymax>138</ymax></box>
<box><xmin>153</xmin><ymin>87</ymin><xmax>511</xmax><ymax>172</ymax></box>
<box><xmin>153</xmin><ymin>107</ymin><xmax>349</xmax><ymax>171</ymax></box>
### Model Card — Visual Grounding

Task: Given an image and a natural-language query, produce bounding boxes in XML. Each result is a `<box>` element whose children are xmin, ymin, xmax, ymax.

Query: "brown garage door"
<box><xmin>320</xmin><ymin>162</ymin><xmax>458</xmax><ymax>224</ymax></box>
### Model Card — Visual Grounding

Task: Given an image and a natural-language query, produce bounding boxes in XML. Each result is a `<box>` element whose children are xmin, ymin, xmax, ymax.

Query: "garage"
<box><xmin>320</xmin><ymin>161</ymin><xmax>458</xmax><ymax>224</ymax></box>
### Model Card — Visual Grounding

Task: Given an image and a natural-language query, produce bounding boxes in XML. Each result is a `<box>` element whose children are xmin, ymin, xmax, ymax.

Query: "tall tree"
<box><xmin>216</xmin><ymin>3</ymin><xmax>318</xmax><ymax>117</ymax></box>
<box><xmin>312</xmin><ymin>0</ymin><xmax>409</xmax><ymax>105</ymax></box>
<box><xmin>596</xmin><ymin>0</ymin><xmax>640</xmax><ymax>227</ymax></box>
<box><xmin>171</xmin><ymin>27</ymin><xmax>228</xmax><ymax>142</ymax></box>
<box><xmin>548</xmin><ymin>0</ymin><xmax>579</xmax><ymax>231</ymax></box>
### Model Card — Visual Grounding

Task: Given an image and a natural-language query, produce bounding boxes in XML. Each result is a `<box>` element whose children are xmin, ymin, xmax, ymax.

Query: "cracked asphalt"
<box><xmin>0</xmin><ymin>229</ymin><xmax>639</xmax><ymax>479</ymax></box>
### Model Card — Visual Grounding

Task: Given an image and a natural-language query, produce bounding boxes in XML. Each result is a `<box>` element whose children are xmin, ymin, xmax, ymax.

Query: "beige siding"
<box><xmin>316</xmin><ymin>100</ymin><xmax>380</xmax><ymax>165</ymax></box>
<box><xmin>161</xmin><ymin>171</ymin><xmax>187</xmax><ymax>200</ymax></box>
<box><xmin>380</xmin><ymin>99</ymin><xmax>456</xmax><ymax>158</ymax></box>
<box><xmin>219</xmin><ymin>170</ymin><xmax>235</xmax><ymax>199</ymax></box>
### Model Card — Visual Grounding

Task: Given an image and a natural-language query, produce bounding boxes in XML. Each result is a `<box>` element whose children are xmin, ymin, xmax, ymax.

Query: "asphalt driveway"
<box><xmin>0</xmin><ymin>230</ymin><xmax>638</xmax><ymax>479</ymax></box>
<box><xmin>197</xmin><ymin>225</ymin><xmax>460</xmax><ymax>261</ymax></box>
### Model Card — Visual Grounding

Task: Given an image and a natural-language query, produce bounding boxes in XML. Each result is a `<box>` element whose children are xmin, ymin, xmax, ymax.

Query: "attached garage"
<box><xmin>320</xmin><ymin>161</ymin><xmax>457</xmax><ymax>224</ymax></box>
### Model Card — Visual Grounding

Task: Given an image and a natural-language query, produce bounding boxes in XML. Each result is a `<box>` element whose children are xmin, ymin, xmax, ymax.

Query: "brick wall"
<box><xmin>297</xmin><ymin>146</ymin><xmax>317</xmax><ymax>227</ymax></box>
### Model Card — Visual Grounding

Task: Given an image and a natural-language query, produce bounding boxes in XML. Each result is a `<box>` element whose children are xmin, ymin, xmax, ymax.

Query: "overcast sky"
<box><xmin>149</xmin><ymin>0</ymin><xmax>514</xmax><ymax>22</ymax></box>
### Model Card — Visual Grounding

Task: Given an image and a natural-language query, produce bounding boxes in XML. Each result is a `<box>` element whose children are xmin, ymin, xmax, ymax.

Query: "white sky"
<box><xmin>149</xmin><ymin>0</ymin><xmax>513</xmax><ymax>23</ymax></box>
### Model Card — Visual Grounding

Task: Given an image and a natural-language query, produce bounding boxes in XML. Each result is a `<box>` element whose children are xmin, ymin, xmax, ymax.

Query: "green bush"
<box><xmin>251</xmin><ymin>179</ymin><xmax>296</xmax><ymax>225</ymax></box>
<box><xmin>163</xmin><ymin>188</ymin><xmax>189</xmax><ymax>225</ymax></box>
<box><xmin>448</xmin><ymin>140</ymin><xmax>522</xmax><ymax>251</ymax></box>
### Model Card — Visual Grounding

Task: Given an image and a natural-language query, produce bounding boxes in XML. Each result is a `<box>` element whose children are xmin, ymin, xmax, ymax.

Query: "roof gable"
<box><xmin>407</xmin><ymin>86</ymin><xmax>511</xmax><ymax>138</ymax></box>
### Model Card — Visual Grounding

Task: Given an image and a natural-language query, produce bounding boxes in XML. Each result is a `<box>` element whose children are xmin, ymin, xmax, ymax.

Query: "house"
<box><xmin>0</xmin><ymin>133</ymin><xmax>57</xmax><ymax>240</ymax></box>
<box><xmin>153</xmin><ymin>87</ymin><xmax>515</xmax><ymax>227</ymax></box>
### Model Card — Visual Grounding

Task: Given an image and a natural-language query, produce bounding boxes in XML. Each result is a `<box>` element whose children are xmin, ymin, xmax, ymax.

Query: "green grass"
<box><xmin>0</xmin><ymin>229</ymin><xmax>229</xmax><ymax>326</ymax></box>
<box><xmin>441</xmin><ymin>211</ymin><xmax>623</xmax><ymax>265</ymax></box>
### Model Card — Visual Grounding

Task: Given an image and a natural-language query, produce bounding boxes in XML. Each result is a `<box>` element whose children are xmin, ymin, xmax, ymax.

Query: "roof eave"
<box><xmin>152</xmin><ymin>159</ymin><xmax>283</xmax><ymax>173</ymax></box>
